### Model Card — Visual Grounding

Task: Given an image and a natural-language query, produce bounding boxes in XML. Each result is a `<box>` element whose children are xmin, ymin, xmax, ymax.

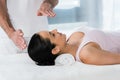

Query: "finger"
<box><xmin>17</xmin><ymin>29</ymin><xmax>24</xmax><ymax>36</ymax></box>
<box><xmin>38</xmin><ymin>8</ymin><xmax>51</xmax><ymax>16</ymax></box>
<box><xmin>20</xmin><ymin>38</ymin><xmax>27</xmax><ymax>48</ymax></box>
<box><xmin>47</xmin><ymin>10</ymin><xmax>56</xmax><ymax>17</ymax></box>
<box><xmin>17</xmin><ymin>41</ymin><xmax>27</xmax><ymax>50</ymax></box>
<box><xmin>42</xmin><ymin>10</ymin><xmax>52</xmax><ymax>17</ymax></box>
<box><xmin>15</xmin><ymin>41</ymin><xmax>23</xmax><ymax>50</ymax></box>
<box><xmin>44</xmin><ymin>9</ymin><xmax>56</xmax><ymax>17</ymax></box>
<box><xmin>17</xmin><ymin>37</ymin><xmax>27</xmax><ymax>49</ymax></box>
<box><xmin>40</xmin><ymin>11</ymin><xmax>49</xmax><ymax>16</ymax></box>
<box><xmin>18</xmin><ymin>36</ymin><xmax>24</xmax><ymax>44</ymax></box>
<box><xmin>45</xmin><ymin>10</ymin><xmax>52</xmax><ymax>17</ymax></box>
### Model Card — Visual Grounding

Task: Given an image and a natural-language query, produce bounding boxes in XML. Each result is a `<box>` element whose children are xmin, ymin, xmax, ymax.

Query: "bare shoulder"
<box><xmin>79</xmin><ymin>42</ymin><xmax>102</xmax><ymax>62</ymax></box>
<box><xmin>81</xmin><ymin>42</ymin><xmax>101</xmax><ymax>53</ymax></box>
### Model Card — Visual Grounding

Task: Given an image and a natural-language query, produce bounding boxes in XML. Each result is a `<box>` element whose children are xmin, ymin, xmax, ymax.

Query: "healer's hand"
<box><xmin>9</xmin><ymin>29</ymin><xmax>27</xmax><ymax>50</ymax></box>
<box><xmin>37</xmin><ymin>2</ymin><xmax>56</xmax><ymax>17</ymax></box>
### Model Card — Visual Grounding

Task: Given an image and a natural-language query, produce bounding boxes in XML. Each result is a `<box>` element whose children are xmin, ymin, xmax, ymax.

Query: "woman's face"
<box><xmin>37</xmin><ymin>29</ymin><xmax>67</xmax><ymax>49</ymax></box>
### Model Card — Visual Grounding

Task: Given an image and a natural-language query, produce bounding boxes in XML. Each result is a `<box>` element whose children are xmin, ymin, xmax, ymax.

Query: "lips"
<box><xmin>59</xmin><ymin>33</ymin><xmax>62</xmax><ymax>35</ymax></box>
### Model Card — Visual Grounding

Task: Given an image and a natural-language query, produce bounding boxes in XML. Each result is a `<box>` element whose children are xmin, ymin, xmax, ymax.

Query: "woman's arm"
<box><xmin>80</xmin><ymin>42</ymin><xmax>120</xmax><ymax>65</ymax></box>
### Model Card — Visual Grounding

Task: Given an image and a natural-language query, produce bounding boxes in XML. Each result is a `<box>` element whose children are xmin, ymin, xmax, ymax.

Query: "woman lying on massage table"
<box><xmin>28</xmin><ymin>27</ymin><xmax>120</xmax><ymax>65</ymax></box>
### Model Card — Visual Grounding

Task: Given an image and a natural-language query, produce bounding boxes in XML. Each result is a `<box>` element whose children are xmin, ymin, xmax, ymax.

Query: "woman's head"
<box><xmin>28</xmin><ymin>29</ymin><xmax>66</xmax><ymax>65</ymax></box>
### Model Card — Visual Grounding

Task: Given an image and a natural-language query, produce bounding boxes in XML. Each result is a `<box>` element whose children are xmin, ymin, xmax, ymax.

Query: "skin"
<box><xmin>0</xmin><ymin>0</ymin><xmax>58</xmax><ymax>50</ymax></box>
<box><xmin>37</xmin><ymin>0</ymin><xmax>58</xmax><ymax>17</ymax></box>
<box><xmin>38</xmin><ymin>29</ymin><xmax>120</xmax><ymax>65</ymax></box>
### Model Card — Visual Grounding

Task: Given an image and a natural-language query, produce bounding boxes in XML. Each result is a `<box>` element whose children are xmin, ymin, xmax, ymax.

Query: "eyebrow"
<box><xmin>49</xmin><ymin>32</ymin><xmax>51</xmax><ymax>36</ymax></box>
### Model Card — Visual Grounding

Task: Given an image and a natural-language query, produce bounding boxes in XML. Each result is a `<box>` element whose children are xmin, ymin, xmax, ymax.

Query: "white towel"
<box><xmin>55</xmin><ymin>54</ymin><xmax>75</xmax><ymax>66</ymax></box>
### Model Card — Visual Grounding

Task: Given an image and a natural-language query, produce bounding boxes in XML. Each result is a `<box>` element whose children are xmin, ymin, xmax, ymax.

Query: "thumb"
<box><xmin>37</xmin><ymin>10</ymin><xmax>43</xmax><ymax>16</ymax></box>
<box><xmin>37</xmin><ymin>13</ymin><xmax>43</xmax><ymax>16</ymax></box>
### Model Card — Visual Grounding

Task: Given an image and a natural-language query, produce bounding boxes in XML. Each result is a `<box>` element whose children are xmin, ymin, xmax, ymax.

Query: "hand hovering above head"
<box><xmin>37</xmin><ymin>2</ymin><xmax>56</xmax><ymax>17</ymax></box>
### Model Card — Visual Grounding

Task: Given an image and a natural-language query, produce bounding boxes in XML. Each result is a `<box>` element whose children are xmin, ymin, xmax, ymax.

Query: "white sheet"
<box><xmin>0</xmin><ymin>54</ymin><xmax>120</xmax><ymax>80</ymax></box>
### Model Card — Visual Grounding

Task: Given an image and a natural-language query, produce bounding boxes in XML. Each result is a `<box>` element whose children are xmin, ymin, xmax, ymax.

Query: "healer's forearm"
<box><xmin>0</xmin><ymin>0</ymin><xmax>15</xmax><ymax>38</ymax></box>
<box><xmin>43</xmin><ymin>0</ymin><xmax>58</xmax><ymax>8</ymax></box>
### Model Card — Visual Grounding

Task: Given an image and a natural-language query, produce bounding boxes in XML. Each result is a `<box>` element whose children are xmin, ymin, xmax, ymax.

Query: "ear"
<box><xmin>52</xmin><ymin>46</ymin><xmax>60</xmax><ymax>55</ymax></box>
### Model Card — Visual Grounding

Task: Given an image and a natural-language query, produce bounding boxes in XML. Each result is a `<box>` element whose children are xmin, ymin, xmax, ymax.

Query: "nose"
<box><xmin>51</xmin><ymin>29</ymin><xmax>57</xmax><ymax>33</ymax></box>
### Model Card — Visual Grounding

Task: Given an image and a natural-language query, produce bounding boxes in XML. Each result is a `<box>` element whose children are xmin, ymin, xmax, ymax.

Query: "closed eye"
<box><xmin>49</xmin><ymin>32</ymin><xmax>55</xmax><ymax>37</ymax></box>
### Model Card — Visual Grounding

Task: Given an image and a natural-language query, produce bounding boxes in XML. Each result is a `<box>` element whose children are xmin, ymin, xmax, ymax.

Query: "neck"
<box><xmin>60</xmin><ymin>32</ymin><xmax>84</xmax><ymax>58</ymax></box>
<box><xmin>61</xmin><ymin>43</ymin><xmax>79</xmax><ymax>58</ymax></box>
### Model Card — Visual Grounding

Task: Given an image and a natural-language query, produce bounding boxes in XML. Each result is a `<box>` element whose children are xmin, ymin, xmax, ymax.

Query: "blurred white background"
<box><xmin>48</xmin><ymin>0</ymin><xmax>120</xmax><ymax>31</ymax></box>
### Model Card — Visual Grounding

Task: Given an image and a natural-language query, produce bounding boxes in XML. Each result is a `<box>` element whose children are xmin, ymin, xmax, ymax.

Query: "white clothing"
<box><xmin>0</xmin><ymin>0</ymin><xmax>48</xmax><ymax>53</ymax></box>
<box><xmin>7</xmin><ymin>0</ymin><xmax>48</xmax><ymax>37</ymax></box>
<box><xmin>67</xmin><ymin>27</ymin><xmax>120</xmax><ymax>62</ymax></box>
